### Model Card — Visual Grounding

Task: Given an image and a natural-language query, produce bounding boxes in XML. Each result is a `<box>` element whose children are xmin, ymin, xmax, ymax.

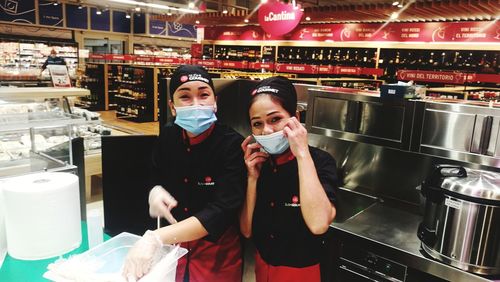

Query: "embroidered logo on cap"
<box><xmin>255</xmin><ymin>85</ymin><xmax>279</xmax><ymax>95</ymax></box>
<box><xmin>186</xmin><ymin>73</ymin><xmax>209</xmax><ymax>84</ymax></box>
<box><xmin>251</xmin><ymin>89</ymin><xmax>257</xmax><ymax>96</ymax></box>
<box><xmin>180</xmin><ymin>75</ymin><xmax>189</xmax><ymax>82</ymax></box>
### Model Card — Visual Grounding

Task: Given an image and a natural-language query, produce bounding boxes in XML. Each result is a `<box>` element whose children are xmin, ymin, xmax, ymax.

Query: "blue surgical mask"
<box><xmin>174</xmin><ymin>105</ymin><xmax>217</xmax><ymax>135</ymax></box>
<box><xmin>253</xmin><ymin>130</ymin><xmax>290</xmax><ymax>155</ymax></box>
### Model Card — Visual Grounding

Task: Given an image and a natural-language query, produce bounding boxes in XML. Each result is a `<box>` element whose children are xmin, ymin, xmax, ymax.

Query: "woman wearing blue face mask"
<box><xmin>240</xmin><ymin>76</ymin><xmax>338</xmax><ymax>282</ymax></box>
<box><xmin>123</xmin><ymin>65</ymin><xmax>246</xmax><ymax>282</ymax></box>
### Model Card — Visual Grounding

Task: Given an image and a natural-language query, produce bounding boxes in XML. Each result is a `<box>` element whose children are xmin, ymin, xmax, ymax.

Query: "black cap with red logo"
<box><xmin>250</xmin><ymin>76</ymin><xmax>297</xmax><ymax>117</ymax></box>
<box><xmin>169</xmin><ymin>65</ymin><xmax>215</xmax><ymax>99</ymax></box>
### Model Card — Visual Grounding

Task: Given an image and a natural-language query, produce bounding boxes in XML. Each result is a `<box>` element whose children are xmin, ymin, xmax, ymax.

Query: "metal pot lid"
<box><xmin>441</xmin><ymin>168</ymin><xmax>500</xmax><ymax>202</ymax></box>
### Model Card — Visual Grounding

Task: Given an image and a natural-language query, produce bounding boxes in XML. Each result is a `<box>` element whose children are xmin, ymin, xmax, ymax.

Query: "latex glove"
<box><xmin>122</xmin><ymin>230</ymin><xmax>163</xmax><ymax>282</ymax></box>
<box><xmin>148</xmin><ymin>186</ymin><xmax>178</xmax><ymax>224</ymax></box>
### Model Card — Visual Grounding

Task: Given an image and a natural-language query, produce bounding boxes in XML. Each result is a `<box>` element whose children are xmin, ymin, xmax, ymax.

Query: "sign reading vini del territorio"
<box><xmin>258</xmin><ymin>0</ymin><xmax>303</xmax><ymax>36</ymax></box>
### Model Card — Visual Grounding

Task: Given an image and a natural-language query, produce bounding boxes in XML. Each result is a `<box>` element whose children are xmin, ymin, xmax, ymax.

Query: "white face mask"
<box><xmin>253</xmin><ymin>130</ymin><xmax>290</xmax><ymax>155</ymax></box>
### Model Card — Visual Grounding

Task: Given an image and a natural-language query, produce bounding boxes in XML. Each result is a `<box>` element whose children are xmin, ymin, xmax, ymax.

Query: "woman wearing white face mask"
<box><xmin>123</xmin><ymin>65</ymin><xmax>246</xmax><ymax>282</ymax></box>
<box><xmin>240</xmin><ymin>76</ymin><xmax>338</xmax><ymax>282</ymax></box>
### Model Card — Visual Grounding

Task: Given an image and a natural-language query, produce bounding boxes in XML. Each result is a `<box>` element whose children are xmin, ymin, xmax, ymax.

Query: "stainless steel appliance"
<box><xmin>418</xmin><ymin>165</ymin><xmax>500</xmax><ymax>275</ymax></box>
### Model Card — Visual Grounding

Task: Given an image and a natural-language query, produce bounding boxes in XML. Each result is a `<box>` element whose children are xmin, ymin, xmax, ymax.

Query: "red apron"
<box><xmin>175</xmin><ymin>226</ymin><xmax>242</xmax><ymax>282</ymax></box>
<box><xmin>255</xmin><ymin>251</ymin><xmax>321</xmax><ymax>282</ymax></box>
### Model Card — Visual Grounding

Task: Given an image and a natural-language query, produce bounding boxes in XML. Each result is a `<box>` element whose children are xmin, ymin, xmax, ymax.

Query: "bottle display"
<box><xmin>115</xmin><ymin>66</ymin><xmax>156</xmax><ymax>122</ymax></box>
<box><xmin>79</xmin><ymin>63</ymin><xmax>106</xmax><ymax>111</ymax></box>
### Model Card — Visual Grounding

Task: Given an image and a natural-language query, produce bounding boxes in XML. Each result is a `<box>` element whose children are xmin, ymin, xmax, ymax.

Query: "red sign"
<box><xmin>135</xmin><ymin>56</ymin><xmax>155</xmax><ymax>63</ymax></box>
<box><xmin>275</xmin><ymin>63</ymin><xmax>318</xmax><ymax>74</ymax></box>
<box><xmin>333</xmin><ymin>66</ymin><xmax>362</xmax><ymax>75</ymax></box>
<box><xmin>221</xmin><ymin>60</ymin><xmax>248</xmax><ymax>69</ymax></box>
<box><xmin>258</xmin><ymin>0</ymin><xmax>303</xmax><ymax>37</ymax></box>
<box><xmin>192</xmin><ymin>59</ymin><xmax>221</xmax><ymax>68</ymax></box>
<box><xmin>106</xmin><ymin>54</ymin><xmax>135</xmax><ymax>61</ymax></box>
<box><xmin>206</xmin><ymin>21</ymin><xmax>500</xmax><ymax>43</ymax></box>
<box><xmin>248</xmin><ymin>62</ymin><xmax>275</xmax><ymax>71</ymax></box>
<box><xmin>397</xmin><ymin>70</ymin><xmax>475</xmax><ymax>84</ymax></box>
<box><xmin>154</xmin><ymin>57</ymin><xmax>188</xmax><ymax>64</ymax></box>
<box><xmin>89</xmin><ymin>54</ymin><xmax>106</xmax><ymax>60</ymax></box>
<box><xmin>191</xmin><ymin>43</ymin><xmax>202</xmax><ymax>59</ymax></box>
<box><xmin>361</xmin><ymin>68</ymin><xmax>384</xmax><ymax>76</ymax></box>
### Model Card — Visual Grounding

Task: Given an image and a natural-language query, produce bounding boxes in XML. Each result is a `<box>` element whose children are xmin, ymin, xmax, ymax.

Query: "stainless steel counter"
<box><xmin>330</xmin><ymin>200</ymin><xmax>495</xmax><ymax>282</ymax></box>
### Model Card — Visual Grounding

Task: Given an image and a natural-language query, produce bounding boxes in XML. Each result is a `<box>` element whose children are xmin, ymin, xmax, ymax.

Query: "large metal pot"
<box><xmin>418</xmin><ymin>165</ymin><xmax>500</xmax><ymax>275</ymax></box>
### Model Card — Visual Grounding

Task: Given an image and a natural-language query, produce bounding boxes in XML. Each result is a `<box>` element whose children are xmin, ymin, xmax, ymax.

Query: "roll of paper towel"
<box><xmin>2</xmin><ymin>172</ymin><xmax>82</xmax><ymax>260</ymax></box>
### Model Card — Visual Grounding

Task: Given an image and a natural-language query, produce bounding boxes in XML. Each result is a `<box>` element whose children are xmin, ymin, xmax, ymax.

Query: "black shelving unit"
<box><xmin>79</xmin><ymin>63</ymin><xmax>106</xmax><ymax>111</ymax></box>
<box><xmin>107</xmin><ymin>64</ymin><xmax>123</xmax><ymax>110</ymax></box>
<box><xmin>115</xmin><ymin>66</ymin><xmax>156</xmax><ymax>122</ymax></box>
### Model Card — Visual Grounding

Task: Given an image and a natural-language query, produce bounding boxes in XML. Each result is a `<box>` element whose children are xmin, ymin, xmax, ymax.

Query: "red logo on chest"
<box><xmin>205</xmin><ymin>176</ymin><xmax>212</xmax><ymax>183</ymax></box>
<box><xmin>292</xmin><ymin>195</ymin><xmax>299</xmax><ymax>204</ymax></box>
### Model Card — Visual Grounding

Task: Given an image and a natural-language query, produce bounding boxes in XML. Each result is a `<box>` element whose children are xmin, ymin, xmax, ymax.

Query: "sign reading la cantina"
<box><xmin>258</xmin><ymin>0</ymin><xmax>303</xmax><ymax>36</ymax></box>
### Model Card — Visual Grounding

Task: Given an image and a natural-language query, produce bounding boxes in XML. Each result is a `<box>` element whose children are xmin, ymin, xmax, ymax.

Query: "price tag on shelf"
<box><xmin>48</xmin><ymin>65</ymin><xmax>72</xmax><ymax>88</ymax></box>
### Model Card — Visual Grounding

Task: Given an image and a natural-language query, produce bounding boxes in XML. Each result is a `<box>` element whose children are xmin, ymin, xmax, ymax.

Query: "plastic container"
<box><xmin>43</xmin><ymin>232</ymin><xmax>188</xmax><ymax>282</ymax></box>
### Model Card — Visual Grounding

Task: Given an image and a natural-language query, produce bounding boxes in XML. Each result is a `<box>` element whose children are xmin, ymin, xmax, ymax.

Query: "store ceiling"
<box><xmin>80</xmin><ymin>0</ymin><xmax>499</xmax><ymax>25</ymax></box>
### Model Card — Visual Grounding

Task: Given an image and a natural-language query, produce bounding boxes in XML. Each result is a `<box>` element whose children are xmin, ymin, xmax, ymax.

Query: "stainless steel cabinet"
<box><xmin>413</xmin><ymin>101</ymin><xmax>500</xmax><ymax>167</ymax></box>
<box><xmin>306</xmin><ymin>90</ymin><xmax>414</xmax><ymax>150</ymax></box>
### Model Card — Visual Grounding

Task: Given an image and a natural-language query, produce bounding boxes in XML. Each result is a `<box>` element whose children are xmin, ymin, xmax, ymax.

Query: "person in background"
<box><xmin>40</xmin><ymin>49</ymin><xmax>66</xmax><ymax>74</ymax></box>
<box><xmin>240</xmin><ymin>76</ymin><xmax>338</xmax><ymax>282</ymax></box>
<box><xmin>123</xmin><ymin>65</ymin><xmax>246</xmax><ymax>282</ymax></box>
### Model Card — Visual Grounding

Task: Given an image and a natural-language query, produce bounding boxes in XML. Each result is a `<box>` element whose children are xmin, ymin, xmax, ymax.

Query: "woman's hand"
<box><xmin>241</xmin><ymin>136</ymin><xmax>269</xmax><ymax>180</ymax></box>
<box><xmin>283</xmin><ymin>117</ymin><xmax>310</xmax><ymax>160</ymax></box>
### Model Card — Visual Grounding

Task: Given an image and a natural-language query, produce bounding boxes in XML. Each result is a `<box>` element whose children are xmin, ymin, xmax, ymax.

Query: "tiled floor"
<box><xmin>86</xmin><ymin>110</ymin><xmax>256</xmax><ymax>281</ymax></box>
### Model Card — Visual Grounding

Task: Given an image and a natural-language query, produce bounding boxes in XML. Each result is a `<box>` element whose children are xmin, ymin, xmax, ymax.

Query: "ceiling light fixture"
<box><xmin>392</xmin><ymin>1</ymin><xmax>399</xmax><ymax>5</ymax></box>
<box><xmin>305</xmin><ymin>16</ymin><xmax>311</xmax><ymax>21</ymax></box>
<box><xmin>222</xmin><ymin>9</ymin><xmax>228</xmax><ymax>14</ymax></box>
<box><xmin>195</xmin><ymin>20</ymin><xmax>200</xmax><ymax>24</ymax></box>
<box><xmin>110</xmin><ymin>0</ymin><xmax>199</xmax><ymax>14</ymax></box>
<box><xmin>390</xmin><ymin>12</ymin><xmax>399</xmax><ymax>19</ymax></box>
<box><xmin>78</xmin><ymin>5</ymin><xmax>84</xmax><ymax>9</ymax></box>
<box><xmin>167</xmin><ymin>12</ymin><xmax>172</xmax><ymax>16</ymax></box>
<box><xmin>126</xmin><ymin>14</ymin><xmax>131</xmax><ymax>18</ymax></box>
<box><xmin>135</xmin><ymin>6</ymin><xmax>141</xmax><ymax>12</ymax></box>
<box><xmin>188</xmin><ymin>2</ymin><xmax>195</xmax><ymax>9</ymax></box>
<box><xmin>244</xmin><ymin>19</ymin><xmax>249</xmax><ymax>23</ymax></box>
<box><xmin>397</xmin><ymin>3</ymin><xmax>403</xmax><ymax>8</ymax></box>
<box><xmin>96</xmin><ymin>9</ymin><xmax>102</xmax><ymax>15</ymax></box>
<box><xmin>53</xmin><ymin>1</ymin><xmax>59</xmax><ymax>6</ymax></box>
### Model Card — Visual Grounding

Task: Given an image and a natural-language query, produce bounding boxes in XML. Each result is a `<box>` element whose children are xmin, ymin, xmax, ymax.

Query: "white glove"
<box><xmin>148</xmin><ymin>186</ymin><xmax>178</xmax><ymax>224</ymax></box>
<box><xmin>122</xmin><ymin>230</ymin><xmax>163</xmax><ymax>282</ymax></box>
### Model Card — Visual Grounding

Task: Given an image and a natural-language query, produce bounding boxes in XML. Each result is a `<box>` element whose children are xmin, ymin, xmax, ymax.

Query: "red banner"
<box><xmin>248</xmin><ymin>62</ymin><xmax>275</xmax><ymax>71</ymax></box>
<box><xmin>89</xmin><ymin>54</ymin><xmax>106</xmax><ymax>60</ymax></box>
<box><xmin>221</xmin><ymin>60</ymin><xmax>248</xmax><ymax>69</ymax></box>
<box><xmin>106</xmin><ymin>54</ymin><xmax>135</xmax><ymax>61</ymax></box>
<box><xmin>206</xmin><ymin>21</ymin><xmax>500</xmax><ymax>43</ymax></box>
<box><xmin>333</xmin><ymin>66</ymin><xmax>362</xmax><ymax>75</ymax></box>
<box><xmin>135</xmin><ymin>56</ymin><xmax>155</xmax><ymax>63</ymax></box>
<box><xmin>397</xmin><ymin>70</ymin><xmax>476</xmax><ymax>84</ymax></box>
<box><xmin>154</xmin><ymin>57</ymin><xmax>188</xmax><ymax>64</ymax></box>
<box><xmin>318</xmin><ymin>65</ymin><xmax>382</xmax><ymax>76</ymax></box>
<box><xmin>275</xmin><ymin>63</ymin><xmax>318</xmax><ymax>74</ymax></box>
<box><xmin>191</xmin><ymin>59</ymin><xmax>221</xmax><ymax>68</ymax></box>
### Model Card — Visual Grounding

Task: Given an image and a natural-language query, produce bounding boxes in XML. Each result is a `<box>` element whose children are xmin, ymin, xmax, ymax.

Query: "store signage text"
<box><xmin>206</xmin><ymin>21</ymin><xmax>499</xmax><ymax>43</ymax></box>
<box><xmin>258</xmin><ymin>0</ymin><xmax>303</xmax><ymax>36</ymax></box>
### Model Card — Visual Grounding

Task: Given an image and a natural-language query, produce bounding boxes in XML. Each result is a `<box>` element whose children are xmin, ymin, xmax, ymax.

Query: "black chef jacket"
<box><xmin>150</xmin><ymin>122</ymin><xmax>246</xmax><ymax>242</ymax></box>
<box><xmin>41</xmin><ymin>56</ymin><xmax>66</xmax><ymax>71</ymax></box>
<box><xmin>252</xmin><ymin>146</ymin><xmax>338</xmax><ymax>267</ymax></box>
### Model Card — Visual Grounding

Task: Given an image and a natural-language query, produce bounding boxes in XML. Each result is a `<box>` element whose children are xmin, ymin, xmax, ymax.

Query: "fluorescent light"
<box><xmin>390</xmin><ymin>12</ymin><xmax>399</xmax><ymax>19</ymax></box>
<box><xmin>110</xmin><ymin>0</ymin><xmax>199</xmax><ymax>14</ymax></box>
